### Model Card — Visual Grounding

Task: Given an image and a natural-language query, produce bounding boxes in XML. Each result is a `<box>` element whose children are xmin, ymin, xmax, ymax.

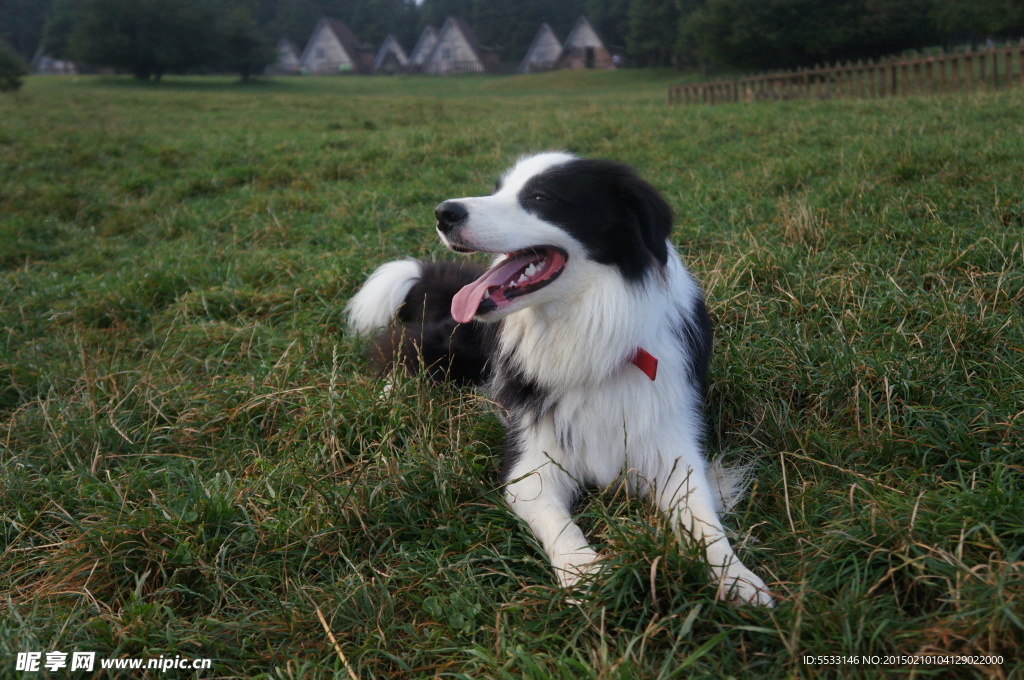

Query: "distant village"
<box><xmin>30</xmin><ymin>14</ymin><xmax>622</xmax><ymax>78</ymax></box>
<box><xmin>272</xmin><ymin>15</ymin><xmax>621</xmax><ymax>77</ymax></box>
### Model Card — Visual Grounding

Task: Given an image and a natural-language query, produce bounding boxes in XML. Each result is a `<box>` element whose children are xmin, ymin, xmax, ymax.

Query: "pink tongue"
<box><xmin>451</xmin><ymin>252</ymin><xmax>540</xmax><ymax>323</ymax></box>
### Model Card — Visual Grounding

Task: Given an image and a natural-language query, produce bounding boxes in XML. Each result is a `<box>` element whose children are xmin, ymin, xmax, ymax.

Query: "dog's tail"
<box><xmin>346</xmin><ymin>259</ymin><xmax>423</xmax><ymax>337</ymax></box>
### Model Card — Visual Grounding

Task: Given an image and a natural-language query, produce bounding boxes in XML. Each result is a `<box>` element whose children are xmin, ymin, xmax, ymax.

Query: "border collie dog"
<box><xmin>347</xmin><ymin>153</ymin><xmax>773</xmax><ymax>606</ymax></box>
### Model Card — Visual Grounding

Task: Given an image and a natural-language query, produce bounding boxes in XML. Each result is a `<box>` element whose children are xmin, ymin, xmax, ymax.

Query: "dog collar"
<box><xmin>630</xmin><ymin>347</ymin><xmax>658</xmax><ymax>381</ymax></box>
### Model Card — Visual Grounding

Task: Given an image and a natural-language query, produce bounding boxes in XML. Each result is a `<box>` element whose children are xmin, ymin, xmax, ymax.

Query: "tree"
<box><xmin>687</xmin><ymin>0</ymin><xmax>937</xmax><ymax>71</ymax></box>
<box><xmin>0</xmin><ymin>39</ymin><xmax>27</xmax><ymax>91</ymax></box>
<box><xmin>266</xmin><ymin>0</ymin><xmax>321</xmax><ymax>47</ymax></box>
<box><xmin>69</xmin><ymin>0</ymin><xmax>219</xmax><ymax>80</ymax></box>
<box><xmin>217</xmin><ymin>2</ymin><xmax>276</xmax><ymax>80</ymax></box>
<box><xmin>470</xmin><ymin>0</ymin><xmax>542</xmax><ymax>61</ymax></box>
<box><xmin>627</xmin><ymin>0</ymin><xmax>679</xmax><ymax>66</ymax></box>
<box><xmin>418</xmin><ymin>0</ymin><xmax>473</xmax><ymax>31</ymax></box>
<box><xmin>586</xmin><ymin>0</ymin><xmax>631</xmax><ymax>47</ymax></box>
<box><xmin>39</xmin><ymin>0</ymin><xmax>80</xmax><ymax>59</ymax></box>
<box><xmin>930</xmin><ymin>0</ymin><xmax>1023</xmax><ymax>46</ymax></box>
<box><xmin>0</xmin><ymin>0</ymin><xmax>53</xmax><ymax>60</ymax></box>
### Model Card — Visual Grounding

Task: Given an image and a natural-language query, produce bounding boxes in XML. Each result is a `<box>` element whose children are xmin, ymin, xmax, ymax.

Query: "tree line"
<box><xmin>1</xmin><ymin>0</ymin><xmax>1022</xmax><ymax>81</ymax></box>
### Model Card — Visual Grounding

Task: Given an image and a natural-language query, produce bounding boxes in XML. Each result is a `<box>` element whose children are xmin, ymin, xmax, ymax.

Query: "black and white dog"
<box><xmin>347</xmin><ymin>153</ymin><xmax>773</xmax><ymax>606</ymax></box>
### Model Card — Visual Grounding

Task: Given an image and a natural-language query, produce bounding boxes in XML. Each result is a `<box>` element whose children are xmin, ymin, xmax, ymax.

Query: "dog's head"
<box><xmin>436</xmin><ymin>153</ymin><xmax>673</xmax><ymax>323</ymax></box>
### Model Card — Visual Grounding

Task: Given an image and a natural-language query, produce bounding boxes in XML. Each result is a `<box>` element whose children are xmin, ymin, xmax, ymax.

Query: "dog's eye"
<box><xmin>529</xmin><ymin>193</ymin><xmax>551</xmax><ymax>202</ymax></box>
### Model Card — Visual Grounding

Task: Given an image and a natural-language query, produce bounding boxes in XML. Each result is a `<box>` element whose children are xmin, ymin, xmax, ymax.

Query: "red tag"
<box><xmin>630</xmin><ymin>347</ymin><xmax>658</xmax><ymax>381</ymax></box>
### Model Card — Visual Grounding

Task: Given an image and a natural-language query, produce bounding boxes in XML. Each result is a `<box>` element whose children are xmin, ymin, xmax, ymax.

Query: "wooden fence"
<box><xmin>668</xmin><ymin>41</ymin><xmax>1024</xmax><ymax>105</ymax></box>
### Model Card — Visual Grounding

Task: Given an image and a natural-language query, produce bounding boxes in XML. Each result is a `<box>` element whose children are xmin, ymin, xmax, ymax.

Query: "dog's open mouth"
<box><xmin>451</xmin><ymin>247</ymin><xmax>567</xmax><ymax>323</ymax></box>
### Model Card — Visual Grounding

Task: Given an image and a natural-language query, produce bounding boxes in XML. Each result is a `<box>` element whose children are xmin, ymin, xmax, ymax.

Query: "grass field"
<box><xmin>1</xmin><ymin>71</ymin><xmax>1022</xmax><ymax>679</ymax></box>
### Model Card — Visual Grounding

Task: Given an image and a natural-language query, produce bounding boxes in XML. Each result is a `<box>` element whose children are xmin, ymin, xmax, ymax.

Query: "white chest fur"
<box><xmin>497</xmin><ymin>250</ymin><xmax>706</xmax><ymax>488</ymax></box>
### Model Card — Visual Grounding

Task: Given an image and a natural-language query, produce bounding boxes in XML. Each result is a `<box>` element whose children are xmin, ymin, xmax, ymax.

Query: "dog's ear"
<box><xmin>624</xmin><ymin>174</ymin><xmax>673</xmax><ymax>267</ymax></box>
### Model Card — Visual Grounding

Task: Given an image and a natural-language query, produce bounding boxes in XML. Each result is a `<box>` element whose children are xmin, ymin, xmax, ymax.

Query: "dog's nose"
<box><xmin>435</xmin><ymin>201</ymin><xmax>467</xmax><ymax>233</ymax></box>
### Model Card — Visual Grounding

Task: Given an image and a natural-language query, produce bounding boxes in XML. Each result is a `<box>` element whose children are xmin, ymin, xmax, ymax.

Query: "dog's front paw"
<box><xmin>716</xmin><ymin>566</ymin><xmax>775</xmax><ymax>607</ymax></box>
<box><xmin>553</xmin><ymin>548</ymin><xmax>601</xmax><ymax>590</ymax></box>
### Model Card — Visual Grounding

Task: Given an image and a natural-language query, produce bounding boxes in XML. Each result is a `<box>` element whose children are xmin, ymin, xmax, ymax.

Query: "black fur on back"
<box><xmin>676</xmin><ymin>297</ymin><xmax>714</xmax><ymax>402</ymax></box>
<box><xmin>369</xmin><ymin>260</ymin><xmax>497</xmax><ymax>384</ymax></box>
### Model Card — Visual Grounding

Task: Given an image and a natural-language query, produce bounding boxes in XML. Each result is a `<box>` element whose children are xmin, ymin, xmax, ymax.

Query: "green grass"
<box><xmin>1</xmin><ymin>73</ymin><xmax>1022</xmax><ymax>679</ymax></box>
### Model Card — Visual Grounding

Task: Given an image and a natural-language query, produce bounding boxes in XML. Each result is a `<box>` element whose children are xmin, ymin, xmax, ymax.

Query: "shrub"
<box><xmin>0</xmin><ymin>41</ymin><xmax>27</xmax><ymax>92</ymax></box>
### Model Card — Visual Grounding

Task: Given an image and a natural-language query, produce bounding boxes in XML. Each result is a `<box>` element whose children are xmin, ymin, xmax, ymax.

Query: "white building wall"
<box><xmin>410</xmin><ymin>28</ymin><xmax>438</xmax><ymax>66</ymax></box>
<box><xmin>520</xmin><ymin>26</ymin><xmax>562</xmax><ymax>72</ymax></box>
<box><xmin>301</xmin><ymin>25</ymin><xmax>354</xmax><ymax>74</ymax></box>
<box><xmin>424</xmin><ymin>26</ymin><xmax>482</xmax><ymax>74</ymax></box>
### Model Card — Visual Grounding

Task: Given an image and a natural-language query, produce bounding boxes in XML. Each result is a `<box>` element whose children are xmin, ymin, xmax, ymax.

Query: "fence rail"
<box><xmin>668</xmin><ymin>41</ymin><xmax>1024</xmax><ymax>105</ymax></box>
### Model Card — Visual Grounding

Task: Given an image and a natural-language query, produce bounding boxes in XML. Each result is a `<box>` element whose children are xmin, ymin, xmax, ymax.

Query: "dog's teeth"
<box><xmin>483</xmin><ymin>289</ymin><xmax>490</xmax><ymax>299</ymax></box>
<box><xmin>524</xmin><ymin>264</ymin><xmax>538</xmax><ymax>277</ymax></box>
